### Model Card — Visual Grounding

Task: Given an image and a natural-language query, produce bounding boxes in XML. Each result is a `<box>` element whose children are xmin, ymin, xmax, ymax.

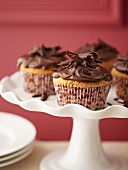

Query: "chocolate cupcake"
<box><xmin>76</xmin><ymin>39</ymin><xmax>119</xmax><ymax>70</ymax></box>
<box><xmin>111</xmin><ymin>54</ymin><xmax>128</xmax><ymax>100</ymax></box>
<box><xmin>53</xmin><ymin>51</ymin><xmax>112</xmax><ymax>110</ymax></box>
<box><xmin>17</xmin><ymin>45</ymin><xmax>66</xmax><ymax>100</ymax></box>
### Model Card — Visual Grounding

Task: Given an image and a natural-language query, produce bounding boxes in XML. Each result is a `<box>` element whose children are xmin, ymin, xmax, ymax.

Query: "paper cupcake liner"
<box><xmin>21</xmin><ymin>71</ymin><xmax>55</xmax><ymax>96</ymax></box>
<box><xmin>54</xmin><ymin>83</ymin><xmax>111</xmax><ymax>110</ymax></box>
<box><xmin>114</xmin><ymin>77</ymin><xmax>128</xmax><ymax>100</ymax></box>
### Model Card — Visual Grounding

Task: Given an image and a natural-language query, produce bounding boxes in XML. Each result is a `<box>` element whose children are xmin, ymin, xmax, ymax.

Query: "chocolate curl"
<box><xmin>66</xmin><ymin>51</ymin><xmax>102</xmax><ymax>68</ymax></box>
<box><xmin>31</xmin><ymin>45</ymin><xmax>65</xmax><ymax>57</ymax></box>
<box><xmin>66</xmin><ymin>51</ymin><xmax>84</xmax><ymax>64</ymax></box>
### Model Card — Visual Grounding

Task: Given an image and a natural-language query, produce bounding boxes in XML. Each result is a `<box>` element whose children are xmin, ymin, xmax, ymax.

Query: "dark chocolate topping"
<box><xmin>76</xmin><ymin>39</ymin><xmax>119</xmax><ymax>61</ymax></box>
<box><xmin>53</xmin><ymin>51</ymin><xmax>112</xmax><ymax>82</ymax></box>
<box><xmin>17</xmin><ymin>45</ymin><xmax>66</xmax><ymax>70</ymax></box>
<box><xmin>113</xmin><ymin>54</ymin><xmax>128</xmax><ymax>74</ymax></box>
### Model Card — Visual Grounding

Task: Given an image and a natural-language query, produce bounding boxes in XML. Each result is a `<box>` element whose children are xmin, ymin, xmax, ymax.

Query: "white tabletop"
<box><xmin>1</xmin><ymin>140</ymin><xmax>128</xmax><ymax>170</ymax></box>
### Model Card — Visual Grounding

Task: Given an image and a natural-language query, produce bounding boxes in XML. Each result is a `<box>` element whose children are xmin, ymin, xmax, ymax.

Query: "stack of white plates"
<box><xmin>0</xmin><ymin>112</ymin><xmax>36</xmax><ymax>167</ymax></box>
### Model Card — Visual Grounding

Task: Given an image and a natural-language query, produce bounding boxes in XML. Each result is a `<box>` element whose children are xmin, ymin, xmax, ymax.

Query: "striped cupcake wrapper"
<box><xmin>54</xmin><ymin>83</ymin><xmax>111</xmax><ymax>110</ymax></box>
<box><xmin>114</xmin><ymin>77</ymin><xmax>128</xmax><ymax>100</ymax></box>
<box><xmin>21</xmin><ymin>71</ymin><xmax>55</xmax><ymax>96</ymax></box>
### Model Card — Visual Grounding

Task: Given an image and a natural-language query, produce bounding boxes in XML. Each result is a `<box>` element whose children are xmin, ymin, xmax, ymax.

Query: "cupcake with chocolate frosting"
<box><xmin>111</xmin><ymin>54</ymin><xmax>128</xmax><ymax>100</ymax></box>
<box><xmin>53</xmin><ymin>51</ymin><xmax>112</xmax><ymax>110</ymax></box>
<box><xmin>76</xmin><ymin>39</ymin><xmax>119</xmax><ymax>70</ymax></box>
<box><xmin>17</xmin><ymin>45</ymin><xmax>66</xmax><ymax>100</ymax></box>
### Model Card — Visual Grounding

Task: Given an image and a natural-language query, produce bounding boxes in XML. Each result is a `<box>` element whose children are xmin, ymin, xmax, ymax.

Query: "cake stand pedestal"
<box><xmin>40</xmin><ymin>118</ymin><xmax>128</xmax><ymax>170</ymax></box>
<box><xmin>0</xmin><ymin>72</ymin><xmax>128</xmax><ymax>170</ymax></box>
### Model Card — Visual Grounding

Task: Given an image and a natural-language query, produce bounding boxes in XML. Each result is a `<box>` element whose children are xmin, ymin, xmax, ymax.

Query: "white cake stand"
<box><xmin>0</xmin><ymin>72</ymin><xmax>128</xmax><ymax>170</ymax></box>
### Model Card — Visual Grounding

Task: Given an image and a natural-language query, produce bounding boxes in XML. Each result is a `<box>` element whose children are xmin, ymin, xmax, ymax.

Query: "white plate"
<box><xmin>0</xmin><ymin>72</ymin><xmax>128</xmax><ymax>119</ymax></box>
<box><xmin>0</xmin><ymin>112</ymin><xmax>36</xmax><ymax>156</ymax></box>
<box><xmin>0</xmin><ymin>142</ymin><xmax>34</xmax><ymax>162</ymax></box>
<box><xmin>0</xmin><ymin>147</ymin><xmax>33</xmax><ymax>167</ymax></box>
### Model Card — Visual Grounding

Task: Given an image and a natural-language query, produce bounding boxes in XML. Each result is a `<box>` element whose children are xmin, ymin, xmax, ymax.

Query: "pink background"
<box><xmin>0</xmin><ymin>0</ymin><xmax>128</xmax><ymax>141</ymax></box>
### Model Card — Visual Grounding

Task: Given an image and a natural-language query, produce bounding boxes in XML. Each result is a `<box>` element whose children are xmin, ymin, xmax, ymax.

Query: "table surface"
<box><xmin>1</xmin><ymin>141</ymin><xmax>128</xmax><ymax>170</ymax></box>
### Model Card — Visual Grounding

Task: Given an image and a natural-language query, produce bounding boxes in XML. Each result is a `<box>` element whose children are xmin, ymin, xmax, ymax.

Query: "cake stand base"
<box><xmin>39</xmin><ymin>150</ymin><xmax>128</xmax><ymax>170</ymax></box>
<box><xmin>39</xmin><ymin>118</ymin><xmax>128</xmax><ymax>170</ymax></box>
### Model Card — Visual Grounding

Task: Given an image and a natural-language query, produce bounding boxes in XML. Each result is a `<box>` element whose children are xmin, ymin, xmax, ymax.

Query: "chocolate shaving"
<box><xmin>106</xmin><ymin>97</ymin><xmax>128</xmax><ymax>108</ymax></box>
<box><xmin>17</xmin><ymin>45</ymin><xmax>66</xmax><ymax>70</ymax></box>
<box><xmin>31</xmin><ymin>45</ymin><xmax>63</xmax><ymax>57</ymax></box>
<box><xmin>76</xmin><ymin>39</ymin><xmax>119</xmax><ymax>61</ymax></box>
<box><xmin>114</xmin><ymin>97</ymin><xmax>128</xmax><ymax>108</ymax></box>
<box><xmin>123</xmin><ymin>100</ymin><xmax>128</xmax><ymax>108</ymax></box>
<box><xmin>32</xmin><ymin>94</ymin><xmax>42</xmax><ymax>97</ymax></box>
<box><xmin>114</xmin><ymin>97</ymin><xmax>119</xmax><ymax>101</ymax></box>
<box><xmin>113</xmin><ymin>54</ymin><xmax>128</xmax><ymax>74</ymax></box>
<box><xmin>41</xmin><ymin>92</ymin><xmax>48</xmax><ymax>101</ymax></box>
<box><xmin>32</xmin><ymin>93</ymin><xmax>48</xmax><ymax>101</ymax></box>
<box><xmin>107</xmin><ymin>102</ymin><xmax>112</xmax><ymax>106</ymax></box>
<box><xmin>53</xmin><ymin>51</ymin><xmax>112</xmax><ymax>82</ymax></box>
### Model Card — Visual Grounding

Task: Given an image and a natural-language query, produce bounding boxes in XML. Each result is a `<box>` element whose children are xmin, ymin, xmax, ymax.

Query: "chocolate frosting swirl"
<box><xmin>113</xmin><ymin>54</ymin><xmax>128</xmax><ymax>74</ymax></box>
<box><xmin>53</xmin><ymin>51</ymin><xmax>112</xmax><ymax>82</ymax></box>
<box><xmin>76</xmin><ymin>39</ymin><xmax>119</xmax><ymax>61</ymax></box>
<box><xmin>17</xmin><ymin>45</ymin><xmax>66</xmax><ymax>70</ymax></box>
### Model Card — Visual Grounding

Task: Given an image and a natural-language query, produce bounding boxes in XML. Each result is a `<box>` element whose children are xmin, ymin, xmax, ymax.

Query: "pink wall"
<box><xmin>0</xmin><ymin>0</ymin><xmax>128</xmax><ymax>141</ymax></box>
